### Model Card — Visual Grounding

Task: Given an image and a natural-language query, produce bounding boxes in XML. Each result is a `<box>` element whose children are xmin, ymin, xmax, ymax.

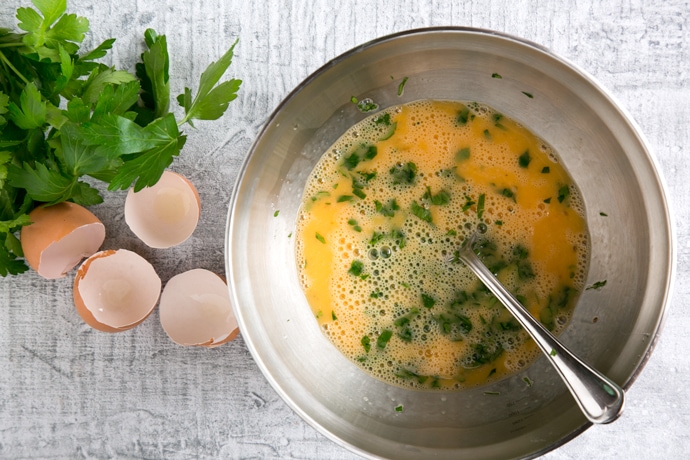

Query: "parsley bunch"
<box><xmin>0</xmin><ymin>0</ymin><xmax>241</xmax><ymax>276</ymax></box>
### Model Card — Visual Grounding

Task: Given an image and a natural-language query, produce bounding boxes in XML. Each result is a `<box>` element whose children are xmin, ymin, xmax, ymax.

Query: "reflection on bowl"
<box><xmin>225</xmin><ymin>28</ymin><xmax>674</xmax><ymax>459</ymax></box>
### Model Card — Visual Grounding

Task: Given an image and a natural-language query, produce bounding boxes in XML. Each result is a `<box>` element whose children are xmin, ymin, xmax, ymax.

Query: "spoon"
<box><xmin>455</xmin><ymin>232</ymin><xmax>625</xmax><ymax>424</ymax></box>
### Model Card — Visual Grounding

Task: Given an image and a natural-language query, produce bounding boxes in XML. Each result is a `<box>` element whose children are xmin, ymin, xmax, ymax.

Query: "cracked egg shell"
<box><xmin>159</xmin><ymin>268</ymin><xmax>239</xmax><ymax>347</ymax></box>
<box><xmin>21</xmin><ymin>202</ymin><xmax>106</xmax><ymax>279</ymax></box>
<box><xmin>124</xmin><ymin>170</ymin><xmax>201</xmax><ymax>249</ymax></box>
<box><xmin>74</xmin><ymin>249</ymin><xmax>161</xmax><ymax>332</ymax></box>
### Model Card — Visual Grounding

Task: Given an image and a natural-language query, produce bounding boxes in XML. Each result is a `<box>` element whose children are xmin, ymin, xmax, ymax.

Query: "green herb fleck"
<box><xmin>600</xmin><ymin>212</ymin><xmax>608</xmax><ymax>217</ymax></box>
<box><xmin>483</xmin><ymin>129</ymin><xmax>492</xmax><ymax>140</ymax></box>
<box><xmin>446</xmin><ymin>229</ymin><xmax>457</xmax><ymax>236</ymax></box>
<box><xmin>522</xmin><ymin>91</ymin><xmax>534</xmax><ymax>99</ymax></box>
<box><xmin>586</xmin><ymin>280</ymin><xmax>607</xmax><ymax>291</ymax></box>
<box><xmin>350</xmin><ymin>96</ymin><xmax>358</xmax><ymax>104</ymax></box>
<box><xmin>273</xmin><ymin>210</ymin><xmax>280</xmax><ymax>217</ymax></box>
<box><xmin>501</xmin><ymin>188</ymin><xmax>515</xmax><ymax>200</ymax></box>
<box><xmin>491</xmin><ymin>73</ymin><xmax>503</xmax><ymax>79</ymax></box>
<box><xmin>375</xmin><ymin>199</ymin><xmax>400</xmax><ymax>217</ymax></box>
<box><xmin>421</xmin><ymin>293</ymin><xmax>436</xmax><ymax>309</ymax></box>
<box><xmin>361</xmin><ymin>335</ymin><xmax>371</xmax><ymax>353</ymax></box>
<box><xmin>557</xmin><ymin>185</ymin><xmax>570</xmax><ymax>203</ymax></box>
<box><xmin>477</xmin><ymin>193</ymin><xmax>485</xmax><ymax>219</ymax></box>
<box><xmin>343</xmin><ymin>153</ymin><xmax>360</xmax><ymax>170</ymax></box>
<box><xmin>518</xmin><ymin>150</ymin><xmax>531</xmax><ymax>168</ymax></box>
<box><xmin>410</xmin><ymin>201</ymin><xmax>432</xmax><ymax>223</ymax></box>
<box><xmin>462</xmin><ymin>195</ymin><xmax>476</xmax><ymax>212</ymax></box>
<box><xmin>395</xmin><ymin>404</ymin><xmax>404</xmax><ymax>412</ymax></box>
<box><xmin>315</xmin><ymin>232</ymin><xmax>326</xmax><ymax>244</ymax></box>
<box><xmin>375</xmin><ymin>113</ymin><xmax>391</xmax><ymax>126</ymax></box>
<box><xmin>356</xmin><ymin>98</ymin><xmax>378</xmax><ymax>112</ymax></box>
<box><xmin>550</xmin><ymin>349</ymin><xmax>557</xmax><ymax>357</ymax></box>
<box><xmin>483</xmin><ymin>391</ymin><xmax>500</xmax><ymax>396</ymax></box>
<box><xmin>456</xmin><ymin>106</ymin><xmax>471</xmax><ymax>125</ymax></box>
<box><xmin>348</xmin><ymin>260</ymin><xmax>364</xmax><ymax>276</ymax></box>
<box><xmin>369</xmin><ymin>232</ymin><xmax>385</xmax><ymax>245</ymax></box>
<box><xmin>543</xmin><ymin>197</ymin><xmax>552</xmax><ymax>204</ymax></box>
<box><xmin>523</xmin><ymin>376</ymin><xmax>533</xmax><ymax>387</ymax></box>
<box><xmin>424</xmin><ymin>187</ymin><xmax>451</xmax><ymax>206</ymax></box>
<box><xmin>397</xmin><ymin>76</ymin><xmax>409</xmax><ymax>96</ymax></box>
<box><xmin>389</xmin><ymin>162</ymin><xmax>417</xmax><ymax>184</ymax></box>
<box><xmin>331</xmin><ymin>311</ymin><xmax>338</xmax><ymax>321</ymax></box>
<box><xmin>377</xmin><ymin>329</ymin><xmax>393</xmax><ymax>349</ymax></box>
<box><xmin>494</xmin><ymin>220</ymin><xmax>503</xmax><ymax>226</ymax></box>
<box><xmin>455</xmin><ymin>147</ymin><xmax>470</xmax><ymax>162</ymax></box>
<box><xmin>541</xmin><ymin>166</ymin><xmax>550</xmax><ymax>174</ymax></box>
<box><xmin>337</xmin><ymin>195</ymin><xmax>354</xmax><ymax>203</ymax></box>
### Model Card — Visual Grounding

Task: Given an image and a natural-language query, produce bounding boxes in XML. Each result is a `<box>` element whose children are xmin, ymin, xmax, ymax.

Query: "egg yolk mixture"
<box><xmin>296</xmin><ymin>100</ymin><xmax>589</xmax><ymax>390</ymax></box>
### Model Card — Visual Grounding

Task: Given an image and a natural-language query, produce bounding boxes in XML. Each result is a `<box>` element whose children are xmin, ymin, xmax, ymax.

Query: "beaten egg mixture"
<box><xmin>296</xmin><ymin>100</ymin><xmax>588</xmax><ymax>390</ymax></box>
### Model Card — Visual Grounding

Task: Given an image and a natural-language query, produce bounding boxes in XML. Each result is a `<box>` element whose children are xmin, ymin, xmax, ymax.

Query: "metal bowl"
<box><xmin>225</xmin><ymin>28</ymin><xmax>674</xmax><ymax>459</ymax></box>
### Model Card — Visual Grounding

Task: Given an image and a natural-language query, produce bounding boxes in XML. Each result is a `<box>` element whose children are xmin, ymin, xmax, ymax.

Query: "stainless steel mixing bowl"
<box><xmin>225</xmin><ymin>28</ymin><xmax>674</xmax><ymax>459</ymax></box>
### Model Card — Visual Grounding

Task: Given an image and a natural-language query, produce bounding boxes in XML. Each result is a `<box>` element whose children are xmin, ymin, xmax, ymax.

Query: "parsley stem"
<box><xmin>0</xmin><ymin>43</ymin><xmax>24</xmax><ymax>49</ymax></box>
<box><xmin>0</xmin><ymin>50</ymin><xmax>30</xmax><ymax>85</ymax></box>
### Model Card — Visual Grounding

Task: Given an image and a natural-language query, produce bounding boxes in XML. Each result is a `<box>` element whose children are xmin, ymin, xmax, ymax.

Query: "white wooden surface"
<box><xmin>1</xmin><ymin>0</ymin><xmax>688</xmax><ymax>458</ymax></box>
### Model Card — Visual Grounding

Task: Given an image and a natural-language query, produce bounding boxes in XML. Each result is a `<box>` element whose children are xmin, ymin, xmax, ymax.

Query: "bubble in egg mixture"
<box><xmin>296</xmin><ymin>100</ymin><xmax>589</xmax><ymax>390</ymax></box>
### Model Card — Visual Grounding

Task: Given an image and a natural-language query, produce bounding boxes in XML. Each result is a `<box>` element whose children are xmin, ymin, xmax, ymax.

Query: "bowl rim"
<box><xmin>225</xmin><ymin>26</ymin><xmax>676</xmax><ymax>459</ymax></box>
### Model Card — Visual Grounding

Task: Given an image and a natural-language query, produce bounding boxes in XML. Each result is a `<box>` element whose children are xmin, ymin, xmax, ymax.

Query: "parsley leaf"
<box><xmin>177</xmin><ymin>39</ymin><xmax>241</xmax><ymax>126</ymax></box>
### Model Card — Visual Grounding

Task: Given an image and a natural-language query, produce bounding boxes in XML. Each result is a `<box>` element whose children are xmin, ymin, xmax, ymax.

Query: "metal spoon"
<box><xmin>455</xmin><ymin>232</ymin><xmax>625</xmax><ymax>424</ymax></box>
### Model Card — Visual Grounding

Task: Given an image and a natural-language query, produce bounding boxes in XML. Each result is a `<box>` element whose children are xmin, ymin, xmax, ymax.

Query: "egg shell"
<box><xmin>21</xmin><ymin>202</ymin><xmax>106</xmax><ymax>279</ymax></box>
<box><xmin>124</xmin><ymin>171</ymin><xmax>201</xmax><ymax>249</ymax></box>
<box><xmin>73</xmin><ymin>249</ymin><xmax>161</xmax><ymax>332</ymax></box>
<box><xmin>159</xmin><ymin>268</ymin><xmax>239</xmax><ymax>347</ymax></box>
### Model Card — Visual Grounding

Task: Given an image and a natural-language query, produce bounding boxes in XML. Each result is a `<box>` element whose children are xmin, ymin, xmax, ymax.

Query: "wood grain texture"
<box><xmin>0</xmin><ymin>0</ymin><xmax>688</xmax><ymax>458</ymax></box>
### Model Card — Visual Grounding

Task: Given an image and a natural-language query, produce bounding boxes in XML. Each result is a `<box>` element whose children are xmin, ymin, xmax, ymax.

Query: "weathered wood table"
<box><xmin>1</xmin><ymin>0</ymin><xmax>688</xmax><ymax>458</ymax></box>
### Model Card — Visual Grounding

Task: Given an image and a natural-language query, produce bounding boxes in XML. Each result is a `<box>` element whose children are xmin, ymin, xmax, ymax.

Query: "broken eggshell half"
<box><xmin>124</xmin><ymin>170</ymin><xmax>201</xmax><ymax>249</ymax></box>
<box><xmin>159</xmin><ymin>268</ymin><xmax>239</xmax><ymax>347</ymax></box>
<box><xmin>21</xmin><ymin>202</ymin><xmax>106</xmax><ymax>279</ymax></box>
<box><xmin>74</xmin><ymin>249</ymin><xmax>161</xmax><ymax>332</ymax></box>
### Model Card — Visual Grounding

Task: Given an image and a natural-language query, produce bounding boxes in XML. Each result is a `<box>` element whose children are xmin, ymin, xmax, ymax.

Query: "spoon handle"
<box><xmin>457</xmin><ymin>236</ymin><xmax>625</xmax><ymax>424</ymax></box>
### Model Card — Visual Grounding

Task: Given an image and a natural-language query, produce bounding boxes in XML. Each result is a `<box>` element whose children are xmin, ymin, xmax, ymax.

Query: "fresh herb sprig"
<box><xmin>0</xmin><ymin>0</ymin><xmax>241</xmax><ymax>276</ymax></box>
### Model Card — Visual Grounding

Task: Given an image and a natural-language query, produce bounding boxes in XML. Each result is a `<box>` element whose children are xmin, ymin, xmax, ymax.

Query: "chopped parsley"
<box><xmin>395</xmin><ymin>405</ymin><xmax>404</xmax><ymax>412</ymax></box>
<box><xmin>376</xmin><ymin>329</ymin><xmax>393</xmax><ymax>349</ymax></box>
<box><xmin>315</xmin><ymin>232</ymin><xmax>326</xmax><ymax>244</ymax></box>
<box><xmin>477</xmin><ymin>193</ymin><xmax>485</xmax><ymax>219</ymax></box>
<box><xmin>337</xmin><ymin>195</ymin><xmax>354</xmax><ymax>202</ymax></box>
<box><xmin>397</xmin><ymin>76</ymin><xmax>409</xmax><ymax>96</ymax></box>
<box><xmin>522</xmin><ymin>91</ymin><xmax>534</xmax><ymax>99</ymax></box>
<box><xmin>389</xmin><ymin>161</ymin><xmax>417</xmax><ymax>184</ymax></box>
<box><xmin>410</xmin><ymin>200</ymin><xmax>432</xmax><ymax>223</ymax></box>
<box><xmin>348</xmin><ymin>260</ymin><xmax>364</xmax><ymax>276</ymax></box>
<box><xmin>491</xmin><ymin>73</ymin><xmax>503</xmax><ymax>79</ymax></box>
<box><xmin>586</xmin><ymin>280</ymin><xmax>607</xmax><ymax>291</ymax></box>
<box><xmin>557</xmin><ymin>185</ymin><xmax>570</xmax><ymax>203</ymax></box>
<box><xmin>273</xmin><ymin>210</ymin><xmax>280</xmax><ymax>217</ymax></box>
<box><xmin>361</xmin><ymin>335</ymin><xmax>371</xmax><ymax>353</ymax></box>
<box><xmin>375</xmin><ymin>199</ymin><xmax>400</xmax><ymax>217</ymax></box>
<box><xmin>456</xmin><ymin>106</ymin><xmax>471</xmax><ymax>125</ymax></box>
<box><xmin>331</xmin><ymin>311</ymin><xmax>338</xmax><ymax>321</ymax></box>
<box><xmin>421</xmin><ymin>293</ymin><xmax>436</xmax><ymax>309</ymax></box>
<box><xmin>423</xmin><ymin>187</ymin><xmax>451</xmax><ymax>206</ymax></box>
<box><xmin>541</xmin><ymin>166</ymin><xmax>550</xmax><ymax>174</ymax></box>
<box><xmin>456</xmin><ymin>147</ymin><xmax>470</xmax><ymax>161</ymax></box>
<box><xmin>600</xmin><ymin>212</ymin><xmax>608</xmax><ymax>217</ymax></box>
<box><xmin>518</xmin><ymin>150</ymin><xmax>531</xmax><ymax>168</ymax></box>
